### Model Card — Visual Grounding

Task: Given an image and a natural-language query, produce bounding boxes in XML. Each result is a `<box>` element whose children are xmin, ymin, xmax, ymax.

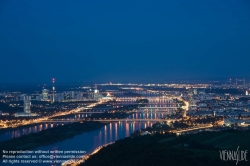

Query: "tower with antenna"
<box><xmin>236</xmin><ymin>78</ymin><xmax>238</xmax><ymax>85</ymax></box>
<box><xmin>52</xmin><ymin>78</ymin><xmax>55</xmax><ymax>103</ymax></box>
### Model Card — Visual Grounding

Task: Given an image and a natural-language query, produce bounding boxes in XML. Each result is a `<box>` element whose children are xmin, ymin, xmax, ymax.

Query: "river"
<box><xmin>0</xmin><ymin>111</ymin><xmax>166</xmax><ymax>166</ymax></box>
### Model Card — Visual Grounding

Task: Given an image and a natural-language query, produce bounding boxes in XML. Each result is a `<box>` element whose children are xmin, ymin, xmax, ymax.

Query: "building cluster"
<box><xmin>179</xmin><ymin>87</ymin><xmax>250</xmax><ymax>127</ymax></box>
<box><xmin>14</xmin><ymin>96</ymin><xmax>39</xmax><ymax>117</ymax></box>
<box><xmin>0</xmin><ymin>85</ymin><xmax>104</xmax><ymax>117</ymax></box>
<box><xmin>87</xmin><ymin>87</ymin><xmax>103</xmax><ymax>101</ymax></box>
<box><xmin>0</xmin><ymin>90</ymin><xmax>93</xmax><ymax>103</ymax></box>
<box><xmin>41</xmin><ymin>90</ymin><xmax>84</xmax><ymax>102</ymax></box>
<box><xmin>0</xmin><ymin>81</ymin><xmax>250</xmax><ymax>126</ymax></box>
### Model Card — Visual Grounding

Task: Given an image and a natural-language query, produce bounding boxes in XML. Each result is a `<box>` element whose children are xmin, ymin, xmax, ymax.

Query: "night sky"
<box><xmin>0</xmin><ymin>0</ymin><xmax>250</xmax><ymax>83</ymax></box>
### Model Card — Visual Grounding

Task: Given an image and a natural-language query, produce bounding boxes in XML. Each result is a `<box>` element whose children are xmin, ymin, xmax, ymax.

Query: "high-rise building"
<box><xmin>246</xmin><ymin>91</ymin><xmax>249</xmax><ymax>96</ymax></box>
<box><xmin>14</xmin><ymin>96</ymin><xmax>39</xmax><ymax>117</ymax></box>
<box><xmin>55</xmin><ymin>93</ymin><xmax>64</xmax><ymax>102</ymax></box>
<box><xmin>188</xmin><ymin>88</ymin><xmax>195</xmax><ymax>107</ymax></box>
<box><xmin>64</xmin><ymin>92</ymin><xmax>70</xmax><ymax>100</ymax></box>
<box><xmin>52</xmin><ymin>78</ymin><xmax>55</xmax><ymax>103</ymax></box>
<box><xmin>42</xmin><ymin>89</ymin><xmax>49</xmax><ymax>101</ymax></box>
<box><xmin>75</xmin><ymin>91</ymin><xmax>83</xmax><ymax>100</ymax></box>
<box><xmin>69</xmin><ymin>91</ymin><xmax>75</xmax><ymax>99</ymax></box>
<box><xmin>193</xmin><ymin>89</ymin><xmax>197</xmax><ymax>95</ymax></box>
<box><xmin>23</xmin><ymin>96</ymin><xmax>31</xmax><ymax>113</ymax></box>
<box><xmin>19</xmin><ymin>94</ymin><xmax>26</xmax><ymax>101</ymax></box>
<box><xmin>94</xmin><ymin>89</ymin><xmax>102</xmax><ymax>101</ymax></box>
<box><xmin>87</xmin><ymin>89</ymin><xmax>94</xmax><ymax>100</ymax></box>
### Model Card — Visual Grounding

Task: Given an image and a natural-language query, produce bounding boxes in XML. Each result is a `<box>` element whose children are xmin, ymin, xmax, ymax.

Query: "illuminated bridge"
<box><xmin>74</xmin><ymin>112</ymin><xmax>105</xmax><ymax>114</ymax></box>
<box><xmin>75</xmin><ymin>109</ymin><xmax>177</xmax><ymax>114</ymax></box>
<box><xmin>41</xmin><ymin>118</ymin><xmax>177</xmax><ymax>123</ymax></box>
<box><xmin>139</xmin><ymin>107</ymin><xmax>178</xmax><ymax>109</ymax></box>
<box><xmin>116</xmin><ymin>96</ymin><xmax>177</xmax><ymax>104</ymax></box>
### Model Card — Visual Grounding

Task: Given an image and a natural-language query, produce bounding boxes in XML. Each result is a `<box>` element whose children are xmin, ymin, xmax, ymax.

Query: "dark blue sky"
<box><xmin>0</xmin><ymin>0</ymin><xmax>250</xmax><ymax>83</ymax></box>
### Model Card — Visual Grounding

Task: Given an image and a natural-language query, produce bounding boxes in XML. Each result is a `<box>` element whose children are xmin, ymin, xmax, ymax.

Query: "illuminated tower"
<box><xmin>52</xmin><ymin>78</ymin><xmax>55</xmax><ymax>103</ymax></box>
<box><xmin>229</xmin><ymin>78</ymin><xmax>231</xmax><ymax>86</ymax></box>
<box><xmin>236</xmin><ymin>78</ymin><xmax>238</xmax><ymax>85</ymax></box>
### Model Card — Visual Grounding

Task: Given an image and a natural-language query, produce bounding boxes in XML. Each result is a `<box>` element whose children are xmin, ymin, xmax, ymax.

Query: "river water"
<box><xmin>0</xmin><ymin>123</ymin><xmax>70</xmax><ymax>142</ymax></box>
<box><xmin>0</xmin><ymin>111</ymin><xmax>167</xmax><ymax>142</ymax></box>
<box><xmin>0</xmin><ymin>111</ymin><xmax>168</xmax><ymax>166</ymax></box>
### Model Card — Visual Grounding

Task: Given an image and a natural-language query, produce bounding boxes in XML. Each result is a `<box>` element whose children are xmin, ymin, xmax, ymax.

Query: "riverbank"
<box><xmin>62</xmin><ymin>142</ymin><xmax>115</xmax><ymax>166</ymax></box>
<box><xmin>0</xmin><ymin>122</ymin><xmax>54</xmax><ymax>135</ymax></box>
<box><xmin>0</xmin><ymin>103</ymin><xmax>141</xmax><ymax>141</ymax></box>
<box><xmin>0</xmin><ymin>103</ymin><xmax>146</xmax><ymax>161</ymax></box>
<box><xmin>0</xmin><ymin>121</ymin><xmax>107</xmax><ymax>158</ymax></box>
<box><xmin>80</xmin><ymin>130</ymin><xmax>250</xmax><ymax>166</ymax></box>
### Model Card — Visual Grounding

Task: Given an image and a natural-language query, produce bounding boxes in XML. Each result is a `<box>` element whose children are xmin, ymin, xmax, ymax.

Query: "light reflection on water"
<box><xmin>0</xmin><ymin>112</ymin><xmax>166</xmax><ymax>142</ymax></box>
<box><xmin>0</xmin><ymin>121</ymin><xmax>155</xmax><ymax>166</ymax></box>
<box><xmin>0</xmin><ymin>122</ymin><xmax>70</xmax><ymax>142</ymax></box>
<box><xmin>0</xmin><ymin>112</ymin><xmax>164</xmax><ymax>166</ymax></box>
<box><xmin>0</xmin><ymin>111</ymin><xmax>167</xmax><ymax>142</ymax></box>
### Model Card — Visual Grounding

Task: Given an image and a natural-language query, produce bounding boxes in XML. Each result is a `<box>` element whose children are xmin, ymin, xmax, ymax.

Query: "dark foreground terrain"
<box><xmin>82</xmin><ymin>130</ymin><xmax>250</xmax><ymax>166</ymax></box>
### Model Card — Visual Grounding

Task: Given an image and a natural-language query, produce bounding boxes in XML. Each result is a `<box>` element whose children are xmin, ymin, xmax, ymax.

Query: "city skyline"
<box><xmin>0</xmin><ymin>1</ymin><xmax>250</xmax><ymax>165</ymax></box>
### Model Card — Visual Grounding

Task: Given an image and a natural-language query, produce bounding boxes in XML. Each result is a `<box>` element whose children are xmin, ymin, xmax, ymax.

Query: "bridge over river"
<box><xmin>75</xmin><ymin>110</ymin><xmax>175</xmax><ymax>114</ymax></box>
<box><xmin>41</xmin><ymin>118</ymin><xmax>177</xmax><ymax>123</ymax></box>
